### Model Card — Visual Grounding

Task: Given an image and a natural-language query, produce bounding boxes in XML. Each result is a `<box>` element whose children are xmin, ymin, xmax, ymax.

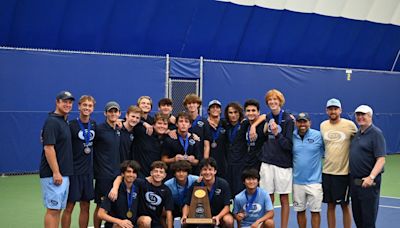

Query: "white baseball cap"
<box><xmin>354</xmin><ymin>105</ymin><xmax>373</xmax><ymax>116</ymax></box>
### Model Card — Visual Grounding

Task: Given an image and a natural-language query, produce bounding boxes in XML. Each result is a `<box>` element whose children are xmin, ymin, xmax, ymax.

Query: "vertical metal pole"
<box><xmin>199</xmin><ymin>56</ymin><xmax>204</xmax><ymax>116</ymax></box>
<box><xmin>391</xmin><ymin>48</ymin><xmax>400</xmax><ymax>72</ymax></box>
<box><xmin>165</xmin><ymin>54</ymin><xmax>170</xmax><ymax>98</ymax></box>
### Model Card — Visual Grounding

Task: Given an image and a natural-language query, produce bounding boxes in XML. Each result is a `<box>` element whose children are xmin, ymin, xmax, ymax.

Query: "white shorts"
<box><xmin>293</xmin><ymin>183</ymin><xmax>323</xmax><ymax>212</ymax></box>
<box><xmin>259</xmin><ymin>163</ymin><xmax>292</xmax><ymax>194</ymax></box>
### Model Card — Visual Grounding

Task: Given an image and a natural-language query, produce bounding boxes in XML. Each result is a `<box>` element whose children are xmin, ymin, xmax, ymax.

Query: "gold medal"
<box><xmin>126</xmin><ymin>210</ymin><xmax>133</xmax><ymax>218</ymax></box>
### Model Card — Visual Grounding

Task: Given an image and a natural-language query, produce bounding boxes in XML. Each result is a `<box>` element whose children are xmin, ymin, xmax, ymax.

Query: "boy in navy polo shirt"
<box><xmin>162</xmin><ymin>112</ymin><xmax>201</xmax><ymax>175</ymax></box>
<box><xmin>40</xmin><ymin>90</ymin><xmax>75</xmax><ymax>228</ymax></box>
<box><xmin>183</xmin><ymin>93</ymin><xmax>211</xmax><ymax>161</ymax></box>
<box><xmin>181</xmin><ymin>158</ymin><xmax>233</xmax><ymax>227</ymax></box>
<box><xmin>98</xmin><ymin>160</ymin><xmax>142</xmax><ymax>228</ymax></box>
<box><xmin>119</xmin><ymin>105</ymin><xmax>141</xmax><ymax>162</ymax></box>
<box><xmin>93</xmin><ymin>101</ymin><xmax>122</xmax><ymax>228</ymax></box>
<box><xmin>233</xmin><ymin>169</ymin><xmax>274</xmax><ymax>228</ymax></box>
<box><xmin>137</xmin><ymin>95</ymin><xmax>154</xmax><ymax>124</ymax></box>
<box><xmin>158</xmin><ymin>98</ymin><xmax>176</xmax><ymax>130</ymax></box>
<box><xmin>61</xmin><ymin>95</ymin><xmax>96</xmax><ymax>228</ymax></box>
<box><xmin>137</xmin><ymin>161</ymin><xmax>174</xmax><ymax>228</ymax></box>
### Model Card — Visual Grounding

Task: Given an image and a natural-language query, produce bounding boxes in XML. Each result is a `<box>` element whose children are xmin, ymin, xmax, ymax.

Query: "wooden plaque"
<box><xmin>186</xmin><ymin>186</ymin><xmax>215</xmax><ymax>225</ymax></box>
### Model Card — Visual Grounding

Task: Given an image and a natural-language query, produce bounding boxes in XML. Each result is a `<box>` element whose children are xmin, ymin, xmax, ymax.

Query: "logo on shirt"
<box><xmin>197</xmin><ymin>121</ymin><xmax>204</xmax><ymax>127</ymax></box>
<box><xmin>307</xmin><ymin>138</ymin><xmax>315</xmax><ymax>143</ymax></box>
<box><xmin>215</xmin><ymin>188</ymin><xmax>222</xmax><ymax>195</ymax></box>
<box><xmin>242</xmin><ymin>203</ymin><xmax>262</xmax><ymax>213</ymax></box>
<box><xmin>220</xmin><ymin>128</ymin><xmax>226</xmax><ymax>134</ymax></box>
<box><xmin>145</xmin><ymin>192</ymin><xmax>162</xmax><ymax>206</ymax></box>
<box><xmin>78</xmin><ymin>130</ymin><xmax>95</xmax><ymax>141</ymax></box>
<box><xmin>189</xmin><ymin>139</ymin><xmax>196</xmax><ymax>146</ymax></box>
<box><xmin>131</xmin><ymin>192</ymin><xmax>137</xmax><ymax>199</ymax></box>
<box><xmin>324</xmin><ymin>130</ymin><xmax>345</xmax><ymax>143</ymax></box>
<box><xmin>130</xmin><ymin>134</ymin><xmax>134</xmax><ymax>141</ymax></box>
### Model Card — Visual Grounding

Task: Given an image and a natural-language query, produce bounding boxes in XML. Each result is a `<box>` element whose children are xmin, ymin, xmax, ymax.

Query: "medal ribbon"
<box><xmin>178</xmin><ymin>134</ymin><xmax>189</xmax><ymax>155</ymax></box>
<box><xmin>126</xmin><ymin>183</ymin><xmax>136</xmax><ymax>214</ymax></box>
<box><xmin>228</xmin><ymin>123</ymin><xmax>240</xmax><ymax>143</ymax></box>
<box><xmin>245</xmin><ymin>188</ymin><xmax>258</xmax><ymax>214</ymax></box>
<box><xmin>269</xmin><ymin>109</ymin><xmax>284</xmax><ymax>126</ymax></box>
<box><xmin>246</xmin><ymin>126</ymin><xmax>252</xmax><ymax>146</ymax></box>
<box><xmin>190</xmin><ymin>115</ymin><xmax>202</xmax><ymax>130</ymax></box>
<box><xmin>77</xmin><ymin>118</ymin><xmax>91</xmax><ymax>147</ymax></box>
<box><xmin>212</xmin><ymin>124</ymin><xmax>222</xmax><ymax>142</ymax></box>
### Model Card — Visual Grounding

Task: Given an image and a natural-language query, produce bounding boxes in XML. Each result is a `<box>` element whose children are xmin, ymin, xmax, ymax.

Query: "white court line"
<box><xmin>381</xmin><ymin>195</ymin><xmax>400</xmax><ymax>200</ymax></box>
<box><xmin>379</xmin><ymin>205</ymin><xmax>400</xmax><ymax>209</ymax></box>
<box><xmin>274</xmin><ymin>204</ymin><xmax>293</xmax><ymax>208</ymax></box>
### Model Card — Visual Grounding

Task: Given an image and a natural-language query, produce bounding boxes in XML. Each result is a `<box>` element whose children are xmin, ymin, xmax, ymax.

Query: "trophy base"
<box><xmin>185</xmin><ymin>218</ymin><xmax>215</xmax><ymax>225</ymax></box>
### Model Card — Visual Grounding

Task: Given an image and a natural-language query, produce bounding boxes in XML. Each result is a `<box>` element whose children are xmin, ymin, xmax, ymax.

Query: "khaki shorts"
<box><xmin>293</xmin><ymin>183</ymin><xmax>323</xmax><ymax>212</ymax></box>
<box><xmin>259</xmin><ymin>163</ymin><xmax>292</xmax><ymax>194</ymax></box>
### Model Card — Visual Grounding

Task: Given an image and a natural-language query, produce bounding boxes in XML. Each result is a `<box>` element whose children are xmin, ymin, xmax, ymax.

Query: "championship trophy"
<box><xmin>185</xmin><ymin>186</ymin><xmax>215</xmax><ymax>224</ymax></box>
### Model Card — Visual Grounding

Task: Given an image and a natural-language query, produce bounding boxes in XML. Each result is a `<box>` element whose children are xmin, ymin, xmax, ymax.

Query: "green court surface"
<box><xmin>1</xmin><ymin>154</ymin><xmax>399</xmax><ymax>228</ymax></box>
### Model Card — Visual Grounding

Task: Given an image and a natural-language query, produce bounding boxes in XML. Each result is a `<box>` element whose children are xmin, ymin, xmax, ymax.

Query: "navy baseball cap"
<box><xmin>56</xmin><ymin>91</ymin><xmax>75</xmax><ymax>101</ymax></box>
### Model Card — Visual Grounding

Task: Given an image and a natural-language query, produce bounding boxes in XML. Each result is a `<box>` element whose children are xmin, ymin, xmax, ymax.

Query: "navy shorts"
<box><xmin>94</xmin><ymin>178</ymin><xmax>114</xmax><ymax>204</ymax></box>
<box><xmin>322</xmin><ymin>173</ymin><xmax>350</xmax><ymax>204</ymax></box>
<box><xmin>67</xmin><ymin>174</ymin><xmax>94</xmax><ymax>202</ymax></box>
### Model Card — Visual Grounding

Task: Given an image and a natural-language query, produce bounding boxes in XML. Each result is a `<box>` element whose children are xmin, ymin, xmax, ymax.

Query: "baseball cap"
<box><xmin>56</xmin><ymin>91</ymin><xmax>75</xmax><ymax>101</ymax></box>
<box><xmin>208</xmin><ymin>99</ymin><xmax>222</xmax><ymax>109</ymax></box>
<box><xmin>296</xmin><ymin>112</ymin><xmax>310</xmax><ymax>121</ymax></box>
<box><xmin>326</xmin><ymin>98</ymin><xmax>341</xmax><ymax>108</ymax></box>
<box><xmin>354</xmin><ymin>105</ymin><xmax>373</xmax><ymax>115</ymax></box>
<box><xmin>104</xmin><ymin>101</ymin><xmax>120</xmax><ymax>112</ymax></box>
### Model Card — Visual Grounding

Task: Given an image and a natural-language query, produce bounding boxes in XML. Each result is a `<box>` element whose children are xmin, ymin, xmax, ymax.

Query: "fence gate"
<box><xmin>166</xmin><ymin>55</ymin><xmax>203</xmax><ymax>115</ymax></box>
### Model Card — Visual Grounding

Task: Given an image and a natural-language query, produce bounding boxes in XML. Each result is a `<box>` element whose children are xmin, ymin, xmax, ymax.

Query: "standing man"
<box><xmin>62</xmin><ymin>95</ymin><xmax>96</xmax><ymax>228</ymax></box>
<box><xmin>93</xmin><ymin>101</ymin><xmax>122</xmax><ymax>228</ymax></box>
<box><xmin>119</xmin><ymin>105</ymin><xmax>141</xmax><ymax>162</ymax></box>
<box><xmin>251</xmin><ymin>89</ymin><xmax>294</xmax><ymax>228</ymax></box>
<box><xmin>320</xmin><ymin>98</ymin><xmax>357</xmax><ymax>228</ymax></box>
<box><xmin>350</xmin><ymin>105</ymin><xmax>386</xmax><ymax>228</ymax></box>
<box><xmin>292</xmin><ymin>113</ymin><xmax>324</xmax><ymax>228</ymax></box>
<box><xmin>183</xmin><ymin>93</ymin><xmax>211</xmax><ymax>160</ymax></box>
<box><xmin>206</xmin><ymin>99</ymin><xmax>228</xmax><ymax>177</ymax></box>
<box><xmin>40</xmin><ymin>90</ymin><xmax>75</xmax><ymax>228</ymax></box>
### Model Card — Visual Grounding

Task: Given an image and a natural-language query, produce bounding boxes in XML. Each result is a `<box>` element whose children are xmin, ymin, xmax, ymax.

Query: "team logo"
<box><xmin>197</xmin><ymin>121</ymin><xmax>204</xmax><ymax>127</ymax></box>
<box><xmin>242</xmin><ymin>203</ymin><xmax>262</xmax><ymax>213</ymax></box>
<box><xmin>220</xmin><ymin>128</ymin><xmax>226</xmax><ymax>134</ymax></box>
<box><xmin>195</xmin><ymin>207</ymin><xmax>205</xmax><ymax>214</ymax></box>
<box><xmin>307</xmin><ymin>138</ymin><xmax>315</xmax><ymax>143</ymax></box>
<box><xmin>131</xmin><ymin>192</ymin><xmax>137</xmax><ymax>199</ymax></box>
<box><xmin>130</xmin><ymin>134</ymin><xmax>134</xmax><ymax>141</ymax></box>
<box><xmin>145</xmin><ymin>192</ymin><xmax>162</xmax><ymax>206</ymax></box>
<box><xmin>78</xmin><ymin>130</ymin><xmax>95</xmax><ymax>141</ymax></box>
<box><xmin>324</xmin><ymin>130</ymin><xmax>345</xmax><ymax>143</ymax></box>
<box><xmin>189</xmin><ymin>139</ymin><xmax>196</xmax><ymax>145</ymax></box>
<box><xmin>116</xmin><ymin>130</ymin><xmax>121</xmax><ymax>136</ymax></box>
<box><xmin>49</xmin><ymin>200</ymin><xmax>58</xmax><ymax>206</ymax></box>
<box><xmin>215</xmin><ymin>188</ymin><xmax>221</xmax><ymax>195</ymax></box>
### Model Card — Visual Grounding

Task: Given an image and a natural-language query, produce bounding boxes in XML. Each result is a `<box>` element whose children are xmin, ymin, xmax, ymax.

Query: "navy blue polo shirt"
<box><xmin>93</xmin><ymin>122</ymin><xmax>121</xmax><ymax>179</ymax></box>
<box><xmin>184</xmin><ymin>177</ymin><xmax>231</xmax><ymax>216</ymax></box>
<box><xmin>245</xmin><ymin>119</ymin><xmax>266</xmax><ymax>170</ymax></box>
<box><xmin>69</xmin><ymin>119</ymin><xmax>96</xmax><ymax>175</ymax></box>
<box><xmin>259</xmin><ymin>111</ymin><xmax>294</xmax><ymax>168</ymax></box>
<box><xmin>40</xmin><ymin>112</ymin><xmax>74</xmax><ymax>178</ymax></box>
<box><xmin>132</xmin><ymin>125</ymin><xmax>165</xmax><ymax>177</ymax></box>
<box><xmin>119</xmin><ymin>124</ymin><xmax>135</xmax><ymax>162</ymax></box>
<box><xmin>226</xmin><ymin>121</ymin><xmax>248</xmax><ymax>165</ymax></box>
<box><xmin>206</xmin><ymin>120</ymin><xmax>228</xmax><ymax>177</ymax></box>
<box><xmin>350</xmin><ymin>124</ymin><xmax>386</xmax><ymax>178</ymax></box>
<box><xmin>101</xmin><ymin>179</ymin><xmax>143</xmax><ymax>227</ymax></box>
<box><xmin>189</xmin><ymin>116</ymin><xmax>212</xmax><ymax>160</ymax></box>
